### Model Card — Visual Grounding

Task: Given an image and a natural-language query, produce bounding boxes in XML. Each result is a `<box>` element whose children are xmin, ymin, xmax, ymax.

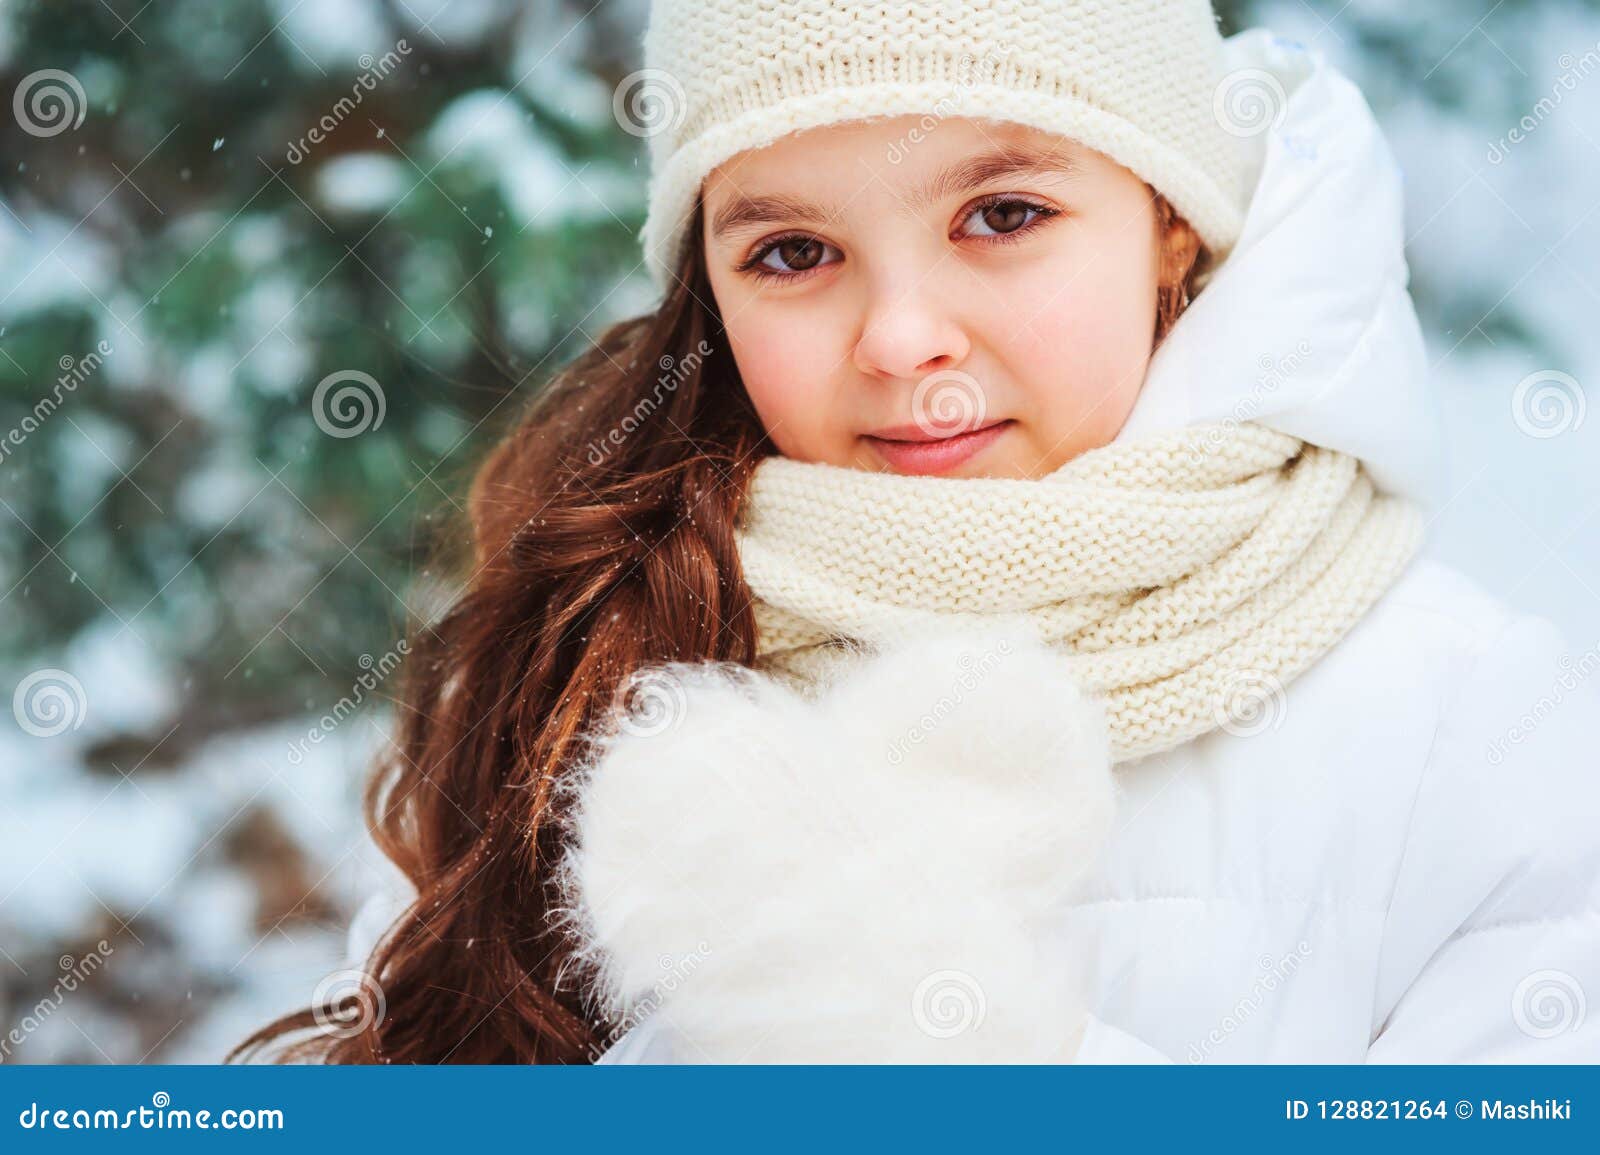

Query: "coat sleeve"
<box><xmin>1365</xmin><ymin>609</ymin><xmax>1600</xmax><ymax>1062</ymax></box>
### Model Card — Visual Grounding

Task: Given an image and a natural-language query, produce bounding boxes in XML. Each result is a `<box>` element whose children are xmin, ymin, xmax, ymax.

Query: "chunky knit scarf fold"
<box><xmin>735</xmin><ymin>422</ymin><xmax>1426</xmax><ymax>764</ymax></box>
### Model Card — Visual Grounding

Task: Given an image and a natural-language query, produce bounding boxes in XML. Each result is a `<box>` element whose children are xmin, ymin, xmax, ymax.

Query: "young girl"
<box><xmin>242</xmin><ymin>0</ymin><xmax>1600</xmax><ymax>1064</ymax></box>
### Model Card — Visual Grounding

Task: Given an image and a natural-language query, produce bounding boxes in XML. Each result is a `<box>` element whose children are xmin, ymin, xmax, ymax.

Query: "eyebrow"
<box><xmin>707</xmin><ymin>142</ymin><xmax>1079</xmax><ymax>242</ymax></box>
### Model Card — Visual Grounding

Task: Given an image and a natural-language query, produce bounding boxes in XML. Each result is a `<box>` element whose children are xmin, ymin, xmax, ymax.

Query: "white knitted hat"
<box><xmin>632</xmin><ymin>0</ymin><xmax>1250</xmax><ymax>289</ymax></box>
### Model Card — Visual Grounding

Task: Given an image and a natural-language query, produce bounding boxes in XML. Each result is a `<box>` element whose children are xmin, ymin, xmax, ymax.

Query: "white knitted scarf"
<box><xmin>735</xmin><ymin>422</ymin><xmax>1426</xmax><ymax>763</ymax></box>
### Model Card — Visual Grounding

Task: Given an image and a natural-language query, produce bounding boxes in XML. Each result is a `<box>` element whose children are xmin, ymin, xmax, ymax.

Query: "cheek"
<box><xmin>1001</xmin><ymin>237</ymin><xmax>1158</xmax><ymax>433</ymax></box>
<box><xmin>724</xmin><ymin>316</ymin><xmax>838</xmax><ymax>450</ymax></box>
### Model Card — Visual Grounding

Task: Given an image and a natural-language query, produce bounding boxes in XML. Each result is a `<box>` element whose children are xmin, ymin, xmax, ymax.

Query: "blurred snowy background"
<box><xmin>1</xmin><ymin>0</ymin><xmax>1597</xmax><ymax>1063</ymax></box>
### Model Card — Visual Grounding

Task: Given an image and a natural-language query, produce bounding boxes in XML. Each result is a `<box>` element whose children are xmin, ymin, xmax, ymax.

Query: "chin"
<box><xmin>962</xmin><ymin>460</ymin><xmax>1043</xmax><ymax>480</ymax></box>
<box><xmin>946</xmin><ymin>439</ymin><xmax>1049</xmax><ymax>481</ymax></box>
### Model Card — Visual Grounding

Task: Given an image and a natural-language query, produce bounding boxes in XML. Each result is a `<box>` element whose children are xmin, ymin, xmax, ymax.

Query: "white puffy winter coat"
<box><xmin>589</xmin><ymin>30</ymin><xmax>1600</xmax><ymax>1064</ymax></box>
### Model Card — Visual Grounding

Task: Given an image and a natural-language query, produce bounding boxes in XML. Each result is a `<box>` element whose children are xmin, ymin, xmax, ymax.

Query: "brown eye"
<box><xmin>739</xmin><ymin>233</ymin><xmax>842</xmax><ymax>282</ymax></box>
<box><xmin>979</xmin><ymin>202</ymin><xmax>1031</xmax><ymax>234</ymax></box>
<box><xmin>761</xmin><ymin>237</ymin><xmax>827</xmax><ymax>273</ymax></box>
<box><xmin>958</xmin><ymin>197</ymin><xmax>1058</xmax><ymax>241</ymax></box>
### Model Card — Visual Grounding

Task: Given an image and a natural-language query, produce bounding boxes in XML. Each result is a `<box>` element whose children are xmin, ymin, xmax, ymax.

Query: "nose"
<box><xmin>851</xmin><ymin>279</ymin><xmax>971</xmax><ymax>383</ymax></box>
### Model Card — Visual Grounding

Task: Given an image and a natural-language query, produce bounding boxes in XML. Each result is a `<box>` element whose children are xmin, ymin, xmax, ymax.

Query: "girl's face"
<box><xmin>701</xmin><ymin>116</ymin><xmax>1166</xmax><ymax>479</ymax></box>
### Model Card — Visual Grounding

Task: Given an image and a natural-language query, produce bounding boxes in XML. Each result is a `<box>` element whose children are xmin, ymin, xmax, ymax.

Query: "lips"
<box><xmin>865</xmin><ymin>416</ymin><xmax>1012</xmax><ymax>443</ymax></box>
<box><xmin>861</xmin><ymin>418</ymin><xmax>1015</xmax><ymax>475</ymax></box>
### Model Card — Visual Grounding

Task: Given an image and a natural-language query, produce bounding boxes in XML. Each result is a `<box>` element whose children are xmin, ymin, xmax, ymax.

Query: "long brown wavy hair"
<box><xmin>232</xmin><ymin>188</ymin><xmax>1201</xmax><ymax>1064</ymax></box>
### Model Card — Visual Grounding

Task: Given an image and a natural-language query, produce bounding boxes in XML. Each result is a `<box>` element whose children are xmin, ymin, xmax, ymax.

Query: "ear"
<box><xmin>1158</xmin><ymin>201</ymin><xmax>1203</xmax><ymax>287</ymax></box>
<box><xmin>1153</xmin><ymin>194</ymin><xmax>1203</xmax><ymax>341</ymax></box>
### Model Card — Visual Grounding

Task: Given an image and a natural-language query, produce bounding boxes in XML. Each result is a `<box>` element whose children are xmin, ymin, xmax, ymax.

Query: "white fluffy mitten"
<box><xmin>559</xmin><ymin>622</ymin><xmax>1118</xmax><ymax>1062</ymax></box>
